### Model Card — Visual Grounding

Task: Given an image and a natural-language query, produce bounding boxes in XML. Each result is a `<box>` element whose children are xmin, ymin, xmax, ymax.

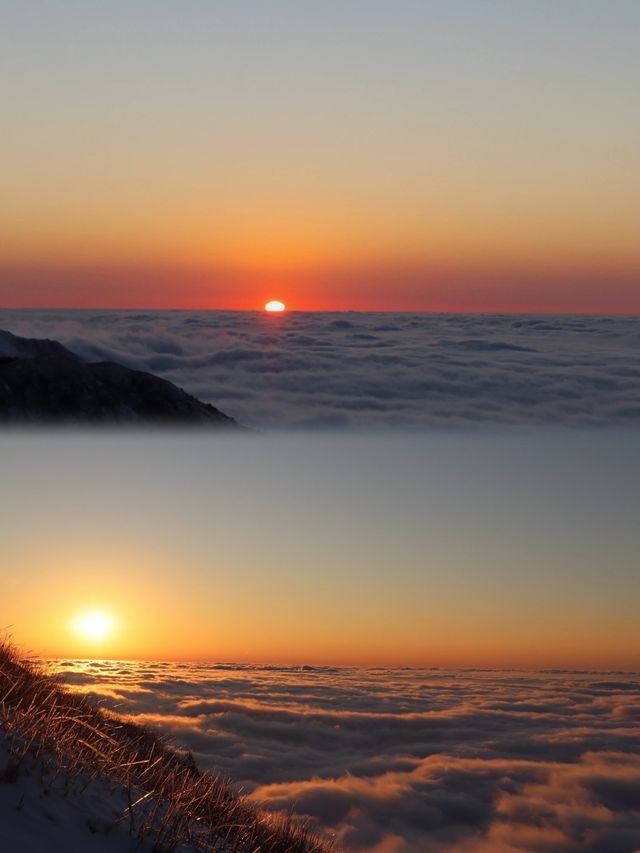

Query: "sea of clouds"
<box><xmin>1</xmin><ymin>309</ymin><xmax>639</xmax><ymax>429</ymax></box>
<box><xmin>51</xmin><ymin>661</ymin><xmax>640</xmax><ymax>853</ymax></box>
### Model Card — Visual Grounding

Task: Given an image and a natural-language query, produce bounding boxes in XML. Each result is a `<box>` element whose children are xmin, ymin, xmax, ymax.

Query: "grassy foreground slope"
<box><xmin>0</xmin><ymin>642</ymin><xmax>331</xmax><ymax>852</ymax></box>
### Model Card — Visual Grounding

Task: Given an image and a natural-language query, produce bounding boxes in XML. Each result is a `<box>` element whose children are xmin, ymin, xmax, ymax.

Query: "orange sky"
<box><xmin>1</xmin><ymin>261</ymin><xmax>639</xmax><ymax>314</ymax></box>
<box><xmin>2</xmin><ymin>2</ymin><xmax>639</xmax><ymax>312</ymax></box>
<box><xmin>3</xmin><ymin>432</ymin><xmax>639</xmax><ymax>670</ymax></box>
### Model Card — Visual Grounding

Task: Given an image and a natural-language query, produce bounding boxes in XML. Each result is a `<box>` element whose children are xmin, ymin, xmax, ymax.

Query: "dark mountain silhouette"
<box><xmin>0</xmin><ymin>329</ymin><xmax>237</xmax><ymax>426</ymax></box>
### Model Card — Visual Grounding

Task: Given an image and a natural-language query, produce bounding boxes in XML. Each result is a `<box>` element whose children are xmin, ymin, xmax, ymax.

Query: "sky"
<box><xmin>1</xmin><ymin>0</ymin><xmax>639</xmax><ymax>311</ymax></box>
<box><xmin>3</xmin><ymin>430</ymin><xmax>638</xmax><ymax>668</ymax></box>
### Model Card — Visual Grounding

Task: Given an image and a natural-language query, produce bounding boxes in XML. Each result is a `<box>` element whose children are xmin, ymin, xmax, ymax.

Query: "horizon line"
<box><xmin>3</xmin><ymin>306</ymin><xmax>640</xmax><ymax>318</ymax></box>
<box><xmin>29</xmin><ymin>653</ymin><xmax>640</xmax><ymax>674</ymax></box>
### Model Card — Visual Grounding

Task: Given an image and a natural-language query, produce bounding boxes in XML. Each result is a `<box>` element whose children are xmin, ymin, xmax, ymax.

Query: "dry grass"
<box><xmin>0</xmin><ymin>641</ymin><xmax>333</xmax><ymax>853</ymax></box>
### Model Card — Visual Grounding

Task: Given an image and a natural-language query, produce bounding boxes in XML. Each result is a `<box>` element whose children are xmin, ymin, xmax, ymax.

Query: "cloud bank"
<box><xmin>1</xmin><ymin>310</ymin><xmax>639</xmax><ymax>428</ymax></box>
<box><xmin>52</xmin><ymin>662</ymin><xmax>640</xmax><ymax>852</ymax></box>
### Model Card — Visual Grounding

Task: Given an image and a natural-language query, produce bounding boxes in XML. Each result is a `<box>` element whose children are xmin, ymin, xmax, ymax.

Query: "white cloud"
<box><xmin>52</xmin><ymin>662</ymin><xmax>640</xmax><ymax>852</ymax></box>
<box><xmin>1</xmin><ymin>310</ymin><xmax>639</xmax><ymax>428</ymax></box>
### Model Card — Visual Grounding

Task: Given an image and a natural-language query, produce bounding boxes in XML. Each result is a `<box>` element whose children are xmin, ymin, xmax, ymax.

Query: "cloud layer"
<box><xmin>2</xmin><ymin>310</ymin><xmax>639</xmax><ymax>428</ymax></box>
<box><xmin>51</xmin><ymin>661</ymin><xmax>640</xmax><ymax>852</ymax></box>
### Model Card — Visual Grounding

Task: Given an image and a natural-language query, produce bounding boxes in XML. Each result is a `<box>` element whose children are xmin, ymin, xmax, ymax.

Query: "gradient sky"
<box><xmin>1</xmin><ymin>0</ymin><xmax>639</xmax><ymax>311</ymax></box>
<box><xmin>2</xmin><ymin>431</ymin><xmax>638</xmax><ymax>668</ymax></box>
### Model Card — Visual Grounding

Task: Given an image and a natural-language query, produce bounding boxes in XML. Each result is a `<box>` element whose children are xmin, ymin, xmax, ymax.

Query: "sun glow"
<box><xmin>264</xmin><ymin>300</ymin><xmax>286</xmax><ymax>313</ymax></box>
<box><xmin>71</xmin><ymin>610</ymin><xmax>114</xmax><ymax>642</ymax></box>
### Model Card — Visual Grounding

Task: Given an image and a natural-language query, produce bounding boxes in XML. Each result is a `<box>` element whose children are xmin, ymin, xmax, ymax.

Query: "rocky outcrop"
<box><xmin>0</xmin><ymin>330</ymin><xmax>237</xmax><ymax>426</ymax></box>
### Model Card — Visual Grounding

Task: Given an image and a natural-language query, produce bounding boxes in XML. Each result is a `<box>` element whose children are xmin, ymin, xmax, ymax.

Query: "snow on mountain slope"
<box><xmin>0</xmin><ymin>741</ymin><xmax>192</xmax><ymax>853</ymax></box>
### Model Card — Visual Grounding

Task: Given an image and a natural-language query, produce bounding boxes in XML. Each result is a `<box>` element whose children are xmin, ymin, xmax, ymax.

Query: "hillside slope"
<box><xmin>0</xmin><ymin>644</ymin><xmax>329</xmax><ymax>852</ymax></box>
<box><xmin>0</xmin><ymin>741</ymin><xmax>194</xmax><ymax>853</ymax></box>
<box><xmin>0</xmin><ymin>330</ymin><xmax>237</xmax><ymax>426</ymax></box>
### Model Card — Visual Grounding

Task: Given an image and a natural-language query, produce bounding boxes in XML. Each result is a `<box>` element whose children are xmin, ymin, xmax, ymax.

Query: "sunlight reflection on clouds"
<box><xmin>50</xmin><ymin>661</ymin><xmax>640</xmax><ymax>852</ymax></box>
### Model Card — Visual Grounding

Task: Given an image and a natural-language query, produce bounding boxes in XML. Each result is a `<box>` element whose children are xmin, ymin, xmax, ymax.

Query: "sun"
<box><xmin>71</xmin><ymin>610</ymin><xmax>114</xmax><ymax>642</ymax></box>
<box><xmin>264</xmin><ymin>300</ymin><xmax>286</xmax><ymax>313</ymax></box>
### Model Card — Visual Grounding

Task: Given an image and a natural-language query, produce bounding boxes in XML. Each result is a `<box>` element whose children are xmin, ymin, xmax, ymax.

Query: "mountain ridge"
<box><xmin>0</xmin><ymin>329</ymin><xmax>238</xmax><ymax>426</ymax></box>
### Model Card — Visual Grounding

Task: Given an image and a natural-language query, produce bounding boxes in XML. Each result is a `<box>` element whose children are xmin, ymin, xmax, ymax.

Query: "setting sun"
<box><xmin>71</xmin><ymin>610</ymin><xmax>114</xmax><ymax>642</ymax></box>
<box><xmin>264</xmin><ymin>300</ymin><xmax>286</xmax><ymax>313</ymax></box>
